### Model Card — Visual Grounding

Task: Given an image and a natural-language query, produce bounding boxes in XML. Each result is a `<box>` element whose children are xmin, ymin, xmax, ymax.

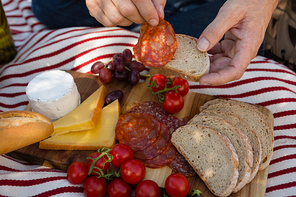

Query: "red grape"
<box><xmin>114</xmin><ymin>57</ymin><xmax>125</xmax><ymax>72</ymax></box>
<box><xmin>99</xmin><ymin>68</ymin><xmax>112</xmax><ymax>84</ymax></box>
<box><xmin>128</xmin><ymin>68</ymin><xmax>140</xmax><ymax>85</ymax></box>
<box><xmin>114</xmin><ymin>70</ymin><xmax>129</xmax><ymax>81</ymax></box>
<box><xmin>91</xmin><ymin>61</ymin><xmax>105</xmax><ymax>74</ymax></box>
<box><xmin>129</xmin><ymin>60</ymin><xmax>145</xmax><ymax>72</ymax></box>
<box><xmin>122</xmin><ymin>49</ymin><xmax>133</xmax><ymax>66</ymax></box>
<box><xmin>106</xmin><ymin>61</ymin><xmax>116</xmax><ymax>73</ymax></box>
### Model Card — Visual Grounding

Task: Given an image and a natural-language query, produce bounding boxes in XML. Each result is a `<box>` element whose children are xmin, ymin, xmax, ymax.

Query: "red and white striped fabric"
<box><xmin>1</xmin><ymin>0</ymin><xmax>296</xmax><ymax>196</ymax></box>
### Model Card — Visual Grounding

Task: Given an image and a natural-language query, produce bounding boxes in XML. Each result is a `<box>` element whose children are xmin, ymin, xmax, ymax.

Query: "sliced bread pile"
<box><xmin>171</xmin><ymin>98</ymin><xmax>274</xmax><ymax>197</ymax></box>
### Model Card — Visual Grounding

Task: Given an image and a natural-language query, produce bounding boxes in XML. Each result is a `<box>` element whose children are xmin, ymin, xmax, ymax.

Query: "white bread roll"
<box><xmin>0</xmin><ymin>110</ymin><xmax>54</xmax><ymax>155</ymax></box>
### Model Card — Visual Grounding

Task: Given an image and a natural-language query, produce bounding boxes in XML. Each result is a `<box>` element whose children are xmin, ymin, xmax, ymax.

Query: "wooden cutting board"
<box><xmin>10</xmin><ymin>69</ymin><xmax>273</xmax><ymax>197</ymax></box>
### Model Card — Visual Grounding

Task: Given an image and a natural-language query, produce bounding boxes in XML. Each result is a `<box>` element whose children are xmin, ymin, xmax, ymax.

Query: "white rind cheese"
<box><xmin>26</xmin><ymin>70</ymin><xmax>81</xmax><ymax>121</ymax></box>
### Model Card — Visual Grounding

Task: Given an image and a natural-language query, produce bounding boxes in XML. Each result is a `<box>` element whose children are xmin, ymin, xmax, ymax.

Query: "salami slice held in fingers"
<box><xmin>134</xmin><ymin>122</ymin><xmax>171</xmax><ymax>160</ymax></box>
<box><xmin>115</xmin><ymin>113</ymin><xmax>160</xmax><ymax>151</ymax></box>
<box><xmin>133</xmin><ymin>18</ymin><xmax>177</xmax><ymax>67</ymax></box>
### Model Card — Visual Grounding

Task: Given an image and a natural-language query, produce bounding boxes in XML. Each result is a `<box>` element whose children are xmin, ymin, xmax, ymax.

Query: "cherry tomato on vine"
<box><xmin>83</xmin><ymin>176</ymin><xmax>108</xmax><ymax>197</ymax></box>
<box><xmin>86</xmin><ymin>152</ymin><xmax>111</xmax><ymax>176</ymax></box>
<box><xmin>108</xmin><ymin>178</ymin><xmax>132</xmax><ymax>197</ymax></box>
<box><xmin>149</xmin><ymin>74</ymin><xmax>168</xmax><ymax>92</ymax></box>
<box><xmin>162</xmin><ymin>91</ymin><xmax>184</xmax><ymax>114</ymax></box>
<box><xmin>168</xmin><ymin>77</ymin><xmax>189</xmax><ymax>97</ymax></box>
<box><xmin>135</xmin><ymin>180</ymin><xmax>161</xmax><ymax>197</ymax></box>
<box><xmin>165</xmin><ymin>173</ymin><xmax>189</xmax><ymax>197</ymax></box>
<box><xmin>67</xmin><ymin>161</ymin><xmax>88</xmax><ymax>184</ymax></box>
<box><xmin>110</xmin><ymin>143</ymin><xmax>134</xmax><ymax>168</ymax></box>
<box><xmin>121</xmin><ymin>159</ymin><xmax>146</xmax><ymax>184</ymax></box>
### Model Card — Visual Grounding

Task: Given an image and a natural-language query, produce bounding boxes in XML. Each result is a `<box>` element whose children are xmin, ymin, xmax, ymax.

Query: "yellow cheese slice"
<box><xmin>51</xmin><ymin>85</ymin><xmax>108</xmax><ymax>136</ymax></box>
<box><xmin>39</xmin><ymin>99</ymin><xmax>120</xmax><ymax>150</ymax></box>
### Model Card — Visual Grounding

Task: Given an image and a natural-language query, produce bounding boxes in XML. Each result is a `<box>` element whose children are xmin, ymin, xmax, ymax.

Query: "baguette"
<box><xmin>171</xmin><ymin>124</ymin><xmax>239</xmax><ymax>197</ymax></box>
<box><xmin>0</xmin><ymin>110</ymin><xmax>54</xmax><ymax>155</ymax></box>
<box><xmin>156</xmin><ymin>34</ymin><xmax>210</xmax><ymax>82</ymax></box>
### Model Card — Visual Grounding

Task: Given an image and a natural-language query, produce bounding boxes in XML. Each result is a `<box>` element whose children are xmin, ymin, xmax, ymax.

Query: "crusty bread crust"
<box><xmin>188</xmin><ymin>115</ymin><xmax>253</xmax><ymax>193</ymax></box>
<box><xmin>202</xmin><ymin>102</ymin><xmax>274</xmax><ymax>170</ymax></box>
<box><xmin>156</xmin><ymin>34</ymin><xmax>210</xmax><ymax>82</ymax></box>
<box><xmin>198</xmin><ymin>110</ymin><xmax>262</xmax><ymax>191</ymax></box>
<box><xmin>171</xmin><ymin>124</ymin><xmax>239</xmax><ymax>197</ymax></box>
<box><xmin>0</xmin><ymin>110</ymin><xmax>53</xmax><ymax>155</ymax></box>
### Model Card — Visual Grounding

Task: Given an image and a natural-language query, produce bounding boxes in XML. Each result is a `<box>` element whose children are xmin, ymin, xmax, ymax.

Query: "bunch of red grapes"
<box><xmin>91</xmin><ymin>49</ymin><xmax>146</xmax><ymax>85</ymax></box>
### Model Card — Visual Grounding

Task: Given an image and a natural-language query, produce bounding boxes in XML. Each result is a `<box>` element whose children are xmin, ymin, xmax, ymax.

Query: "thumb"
<box><xmin>197</xmin><ymin>6</ymin><xmax>242</xmax><ymax>52</ymax></box>
<box><xmin>152</xmin><ymin>0</ymin><xmax>166</xmax><ymax>19</ymax></box>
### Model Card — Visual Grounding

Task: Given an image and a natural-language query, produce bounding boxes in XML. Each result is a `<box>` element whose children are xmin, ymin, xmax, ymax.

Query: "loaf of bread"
<box><xmin>0</xmin><ymin>110</ymin><xmax>54</xmax><ymax>155</ymax></box>
<box><xmin>198</xmin><ymin>110</ymin><xmax>262</xmax><ymax>188</ymax></box>
<box><xmin>171</xmin><ymin>124</ymin><xmax>239</xmax><ymax>197</ymax></box>
<box><xmin>188</xmin><ymin>115</ymin><xmax>253</xmax><ymax>192</ymax></box>
<box><xmin>202</xmin><ymin>102</ymin><xmax>274</xmax><ymax>170</ymax></box>
<box><xmin>156</xmin><ymin>34</ymin><xmax>210</xmax><ymax>82</ymax></box>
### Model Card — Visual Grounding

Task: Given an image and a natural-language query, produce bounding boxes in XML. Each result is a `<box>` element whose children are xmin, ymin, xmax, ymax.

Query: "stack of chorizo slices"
<box><xmin>115</xmin><ymin>101</ymin><xmax>196</xmax><ymax>177</ymax></box>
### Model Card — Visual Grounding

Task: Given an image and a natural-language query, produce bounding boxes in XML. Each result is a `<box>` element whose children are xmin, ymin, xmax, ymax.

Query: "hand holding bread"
<box><xmin>0</xmin><ymin>110</ymin><xmax>53</xmax><ymax>155</ymax></box>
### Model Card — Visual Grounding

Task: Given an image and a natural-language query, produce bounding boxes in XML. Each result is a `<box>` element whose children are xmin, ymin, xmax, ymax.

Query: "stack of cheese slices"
<box><xmin>171</xmin><ymin>98</ymin><xmax>274</xmax><ymax>197</ymax></box>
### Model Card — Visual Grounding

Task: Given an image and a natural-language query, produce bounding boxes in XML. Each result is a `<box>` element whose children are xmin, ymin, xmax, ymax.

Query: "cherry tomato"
<box><xmin>110</xmin><ymin>143</ymin><xmax>134</xmax><ymax>168</ymax></box>
<box><xmin>108</xmin><ymin>178</ymin><xmax>132</xmax><ymax>197</ymax></box>
<box><xmin>67</xmin><ymin>161</ymin><xmax>88</xmax><ymax>184</ymax></box>
<box><xmin>165</xmin><ymin>173</ymin><xmax>189</xmax><ymax>197</ymax></box>
<box><xmin>149</xmin><ymin>74</ymin><xmax>168</xmax><ymax>92</ymax></box>
<box><xmin>135</xmin><ymin>180</ymin><xmax>161</xmax><ymax>197</ymax></box>
<box><xmin>162</xmin><ymin>91</ymin><xmax>184</xmax><ymax>114</ymax></box>
<box><xmin>86</xmin><ymin>152</ymin><xmax>110</xmax><ymax>176</ymax></box>
<box><xmin>83</xmin><ymin>176</ymin><xmax>108</xmax><ymax>197</ymax></box>
<box><xmin>168</xmin><ymin>77</ymin><xmax>189</xmax><ymax>97</ymax></box>
<box><xmin>121</xmin><ymin>159</ymin><xmax>146</xmax><ymax>184</ymax></box>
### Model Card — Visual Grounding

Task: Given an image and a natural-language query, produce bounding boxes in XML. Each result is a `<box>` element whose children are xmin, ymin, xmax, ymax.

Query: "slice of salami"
<box><xmin>133</xmin><ymin>18</ymin><xmax>177</xmax><ymax>67</ymax></box>
<box><xmin>139</xmin><ymin>142</ymin><xmax>177</xmax><ymax>168</ymax></box>
<box><xmin>134</xmin><ymin>122</ymin><xmax>171</xmax><ymax>160</ymax></box>
<box><xmin>115</xmin><ymin>113</ymin><xmax>160</xmax><ymax>151</ymax></box>
<box><xmin>168</xmin><ymin>153</ymin><xmax>196</xmax><ymax>177</ymax></box>
<box><xmin>128</xmin><ymin>101</ymin><xmax>186</xmax><ymax>133</ymax></box>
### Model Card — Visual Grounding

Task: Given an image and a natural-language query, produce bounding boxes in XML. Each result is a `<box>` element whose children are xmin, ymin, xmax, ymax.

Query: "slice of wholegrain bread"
<box><xmin>171</xmin><ymin>124</ymin><xmax>239</xmax><ymax>197</ymax></box>
<box><xmin>188</xmin><ymin>115</ymin><xmax>253</xmax><ymax>193</ymax></box>
<box><xmin>156</xmin><ymin>34</ymin><xmax>210</xmax><ymax>82</ymax></box>
<box><xmin>200</xmin><ymin>98</ymin><xmax>272</xmax><ymax>128</ymax></box>
<box><xmin>202</xmin><ymin>102</ymin><xmax>274</xmax><ymax>170</ymax></box>
<box><xmin>199</xmin><ymin>110</ymin><xmax>262</xmax><ymax>189</ymax></box>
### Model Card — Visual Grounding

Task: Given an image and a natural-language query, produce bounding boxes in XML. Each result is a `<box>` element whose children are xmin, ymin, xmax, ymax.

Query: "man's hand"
<box><xmin>85</xmin><ymin>0</ymin><xmax>166</xmax><ymax>27</ymax></box>
<box><xmin>197</xmin><ymin>0</ymin><xmax>279</xmax><ymax>86</ymax></box>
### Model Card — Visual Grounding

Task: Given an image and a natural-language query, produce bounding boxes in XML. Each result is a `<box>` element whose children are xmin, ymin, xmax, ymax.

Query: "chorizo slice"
<box><xmin>168</xmin><ymin>153</ymin><xmax>196</xmax><ymax>177</ymax></box>
<box><xmin>128</xmin><ymin>101</ymin><xmax>186</xmax><ymax>133</ymax></box>
<box><xmin>133</xmin><ymin>18</ymin><xmax>177</xmax><ymax>67</ymax></box>
<box><xmin>134</xmin><ymin>122</ymin><xmax>170</xmax><ymax>160</ymax></box>
<box><xmin>115</xmin><ymin>113</ymin><xmax>160</xmax><ymax>151</ymax></box>
<box><xmin>139</xmin><ymin>142</ymin><xmax>177</xmax><ymax>168</ymax></box>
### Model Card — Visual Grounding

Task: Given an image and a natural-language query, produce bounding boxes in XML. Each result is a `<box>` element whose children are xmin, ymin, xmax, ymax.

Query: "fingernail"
<box><xmin>149</xmin><ymin>19</ymin><xmax>158</xmax><ymax>26</ymax></box>
<box><xmin>197</xmin><ymin>37</ymin><xmax>210</xmax><ymax>51</ymax></box>
<box><xmin>159</xmin><ymin>5</ymin><xmax>164</xmax><ymax>18</ymax></box>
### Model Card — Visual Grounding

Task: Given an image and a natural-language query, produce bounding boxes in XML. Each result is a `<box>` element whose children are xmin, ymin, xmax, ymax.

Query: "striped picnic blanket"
<box><xmin>1</xmin><ymin>0</ymin><xmax>296</xmax><ymax>196</ymax></box>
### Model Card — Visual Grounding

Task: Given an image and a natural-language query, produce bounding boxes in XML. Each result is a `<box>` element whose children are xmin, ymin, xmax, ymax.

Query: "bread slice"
<box><xmin>171</xmin><ymin>124</ymin><xmax>239</xmax><ymax>197</ymax></box>
<box><xmin>200</xmin><ymin>98</ymin><xmax>272</xmax><ymax>128</ymax></box>
<box><xmin>199</xmin><ymin>110</ymin><xmax>262</xmax><ymax>188</ymax></box>
<box><xmin>202</xmin><ymin>102</ymin><xmax>274</xmax><ymax>170</ymax></box>
<box><xmin>188</xmin><ymin>115</ymin><xmax>253</xmax><ymax>193</ymax></box>
<box><xmin>156</xmin><ymin>34</ymin><xmax>210</xmax><ymax>82</ymax></box>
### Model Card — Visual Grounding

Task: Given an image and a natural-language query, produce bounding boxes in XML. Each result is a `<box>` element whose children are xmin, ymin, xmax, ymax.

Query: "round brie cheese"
<box><xmin>26</xmin><ymin>70</ymin><xmax>81</xmax><ymax>121</ymax></box>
